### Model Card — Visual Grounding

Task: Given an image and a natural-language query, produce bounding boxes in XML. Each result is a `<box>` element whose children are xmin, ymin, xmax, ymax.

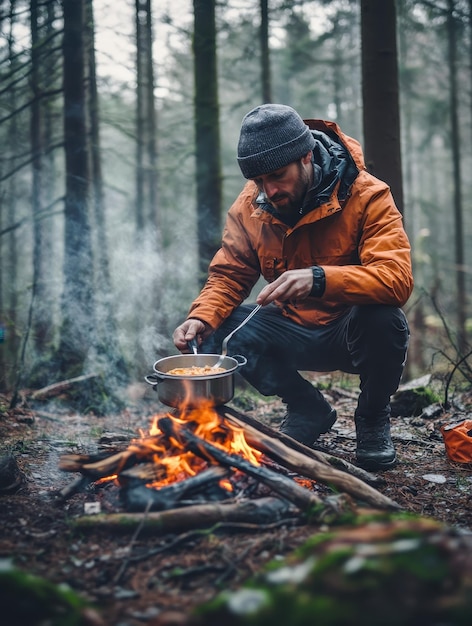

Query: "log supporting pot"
<box><xmin>144</xmin><ymin>353</ymin><xmax>247</xmax><ymax>408</ymax></box>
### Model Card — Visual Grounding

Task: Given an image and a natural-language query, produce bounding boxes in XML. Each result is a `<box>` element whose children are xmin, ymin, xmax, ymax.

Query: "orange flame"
<box><xmin>117</xmin><ymin>401</ymin><xmax>261</xmax><ymax>490</ymax></box>
<box><xmin>219</xmin><ymin>478</ymin><xmax>234</xmax><ymax>492</ymax></box>
<box><xmin>95</xmin><ymin>474</ymin><xmax>118</xmax><ymax>485</ymax></box>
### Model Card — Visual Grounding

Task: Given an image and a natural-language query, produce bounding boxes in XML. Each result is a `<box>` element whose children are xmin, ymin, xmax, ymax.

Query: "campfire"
<box><xmin>58</xmin><ymin>402</ymin><xmax>401</xmax><ymax>532</ymax></box>
<box><xmin>136</xmin><ymin>400</ymin><xmax>263</xmax><ymax>484</ymax></box>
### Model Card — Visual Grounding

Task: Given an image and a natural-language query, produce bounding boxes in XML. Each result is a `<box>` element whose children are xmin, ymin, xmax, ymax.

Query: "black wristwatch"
<box><xmin>310</xmin><ymin>266</ymin><xmax>326</xmax><ymax>297</ymax></box>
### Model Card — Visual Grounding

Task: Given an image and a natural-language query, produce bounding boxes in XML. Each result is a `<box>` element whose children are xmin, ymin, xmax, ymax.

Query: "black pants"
<box><xmin>202</xmin><ymin>303</ymin><xmax>410</xmax><ymax>419</ymax></box>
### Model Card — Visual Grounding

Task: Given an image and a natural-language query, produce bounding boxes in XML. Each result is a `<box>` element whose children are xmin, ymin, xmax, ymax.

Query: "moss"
<box><xmin>291</xmin><ymin>531</ymin><xmax>337</xmax><ymax>554</ymax></box>
<box><xmin>415</xmin><ymin>385</ymin><xmax>441</xmax><ymax>406</ymax></box>
<box><xmin>392</xmin><ymin>385</ymin><xmax>441</xmax><ymax>416</ymax></box>
<box><xmin>0</xmin><ymin>562</ymin><xmax>97</xmax><ymax>626</ymax></box>
<box><xmin>194</xmin><ymin>516</ymin><xmax>472</xmax><ymax>626</ymax></box>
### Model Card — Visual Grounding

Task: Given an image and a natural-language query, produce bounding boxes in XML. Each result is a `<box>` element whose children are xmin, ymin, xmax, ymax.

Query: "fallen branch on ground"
<box><xmin>73</xmin><ymin>497</ymin><xmax>299</xmax><ymax>534</ymax></box>
<box><xmin>30</xmin><ymin>373</ymin><xmax>98</xmax><ymax>401</ymax></box>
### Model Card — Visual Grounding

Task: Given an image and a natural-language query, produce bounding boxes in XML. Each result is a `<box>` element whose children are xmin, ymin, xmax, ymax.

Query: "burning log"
<box><xmin>59</xmin><ymin>433</ymin><xmax>184</xmax><ymax>481</ymax></box>
<box><xmin>122</xmin><ymin>466</ymin><xmax>231</xmax><ymax>512</ymax></box>
<box><xmin>220</xmin><ymin>406</ymin><xmax>383</xmax><ymax>485</ymax></box>
<box><xmin>219</xmin><ymin>407</ymin><xmax>400</xmax><ymax>511</ymax></box>
<box><xmin>59</xmin><ymin>449</ymin><xmax>137</xmax><ymax>479</ymax></box>
<box><xmin>117</xmin><ymin>462</ymin><xmax>170</xmax><ymax>484</ymax></box>
<box><xmin>73</xmin><ymin>496</ymin><xmax>299</xmax><ymax>534</ymax></box>
<box><xmin>158</xmin><ymin>416</ymin><xmax>326</xmax><ymax>514</ymax></box>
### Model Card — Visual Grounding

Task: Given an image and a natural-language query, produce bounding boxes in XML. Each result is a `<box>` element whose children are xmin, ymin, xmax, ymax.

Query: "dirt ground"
<box><xmin>1</xmin><ymin>374</ymin><xmax>472</xmax><ymax>626</ymax></box>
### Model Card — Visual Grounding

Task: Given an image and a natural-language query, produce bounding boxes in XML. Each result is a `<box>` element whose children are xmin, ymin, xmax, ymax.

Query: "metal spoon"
<box><xmin>211</xmin><ymin>304</ymin><xmax>262</xmax><ymax>369</ymax></box>
<box><xmin>187</xmin><ymin>337</ymin><xmax>199</xmax><ymax>355</ymax></box>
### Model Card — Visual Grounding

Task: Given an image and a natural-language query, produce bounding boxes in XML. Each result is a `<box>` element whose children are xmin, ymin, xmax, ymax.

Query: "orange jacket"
<box><xmin>188</xmin><ymin>119</ymin><xmax>413</xmax><ymax>330</ymax></box>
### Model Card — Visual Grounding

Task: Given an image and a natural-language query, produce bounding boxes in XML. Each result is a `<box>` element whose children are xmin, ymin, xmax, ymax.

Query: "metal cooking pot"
<box><xmin>144</xmin><ymin>353</ymin><xmax>247</xmax><ymax>408</ymax></box>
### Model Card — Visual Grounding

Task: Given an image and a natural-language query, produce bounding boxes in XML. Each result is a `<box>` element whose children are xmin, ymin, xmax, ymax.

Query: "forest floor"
<box><xmin>1</xmin><ymin>372</ymin><xmax>472</xmax><ymax>626</ymax></box>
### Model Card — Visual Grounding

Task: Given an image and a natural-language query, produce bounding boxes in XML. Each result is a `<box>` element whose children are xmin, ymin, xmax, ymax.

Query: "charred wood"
<box><xmin>220</xmin><ymin>405</ymin><xmax>383</xmax><ymax>485</ymax></box>
<box><xmin>55</xmin><ymin>475</ymin><xmax>92</xmax><ymax>501</ymax></box>
<box><xmin>73</xmin><ymin>496</ymin><xmax>299</xmax><ymax>534</ymax></box>
<box><xmin>220</xmin><ymin>406</ymin><xmax>400</xmax><ymax>511</ymax></box>
<box><xmin>158</xmin><ymin>416</ymin><xmax>326</xmax><ymax>514</ymax></box>
<box><xmin>122</xmin><ymin>466</ymin><xmax>231</xmax><ymax>512</ymax></box>
<box><xmin>117</xmin><ymin>462</ymin><xmax>170</xmax><ymax>484</ymax></box>
<box><xmin>59</xmin><ymin>449</ymin><xmax>137</xmax><ymax>478</ymax></box>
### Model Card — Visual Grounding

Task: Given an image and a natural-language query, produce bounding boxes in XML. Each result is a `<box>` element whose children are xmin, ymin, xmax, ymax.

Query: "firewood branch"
<box><xmin>221</xmin><ymin>405</ymin><xmax>383</xmax><ymax>485</ymax></box>
<box><xmin>220</xmin><ymin>406</ymin><xmax>400</xmax><ymax>511</ymax></box>
<box><xmin>158</xmin><ymin>416</ymin><xmax>333</xmax><ymax>515</ymax></box>
<box><xmin>73</xmin><ymin>497</ymin><xmax>299</xmax><ymax>534</ymax></box>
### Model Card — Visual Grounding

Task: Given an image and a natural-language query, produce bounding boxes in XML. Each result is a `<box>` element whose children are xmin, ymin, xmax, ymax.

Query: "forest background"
<box><xmin>0</xmin><ymin>0</ymin><xmax>471</xmax><ymax>412</ymax></box>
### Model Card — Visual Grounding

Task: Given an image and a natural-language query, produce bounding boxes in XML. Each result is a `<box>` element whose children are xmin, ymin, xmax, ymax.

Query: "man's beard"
<box><xmin>267</xmin><ymin>162</ymin><xmax>311</xmax><ymax>215</ymax></box>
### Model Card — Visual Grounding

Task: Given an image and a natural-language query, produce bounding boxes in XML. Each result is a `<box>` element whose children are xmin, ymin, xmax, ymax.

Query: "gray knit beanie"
<box><xmin>237</xmin><ymin>104</ymin><xmax>315</xmax><ymax>179</ymax></box>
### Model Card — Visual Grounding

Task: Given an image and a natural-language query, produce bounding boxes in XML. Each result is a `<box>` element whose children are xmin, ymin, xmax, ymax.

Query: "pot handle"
<box><xmin>144</xmin><ymin>373</ymin><xmax>165</xmax><ymax>387</ymax></box>
<box><xmin>232</xmin><ymin>354</ymin><xmax>248</xmax><ymax>368</ymax></box>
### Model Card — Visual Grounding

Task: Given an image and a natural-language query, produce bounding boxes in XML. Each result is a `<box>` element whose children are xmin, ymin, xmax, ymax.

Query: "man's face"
<box><xmin>252</xmin><ymin>152</ymin><xmax>313</xmax><ymax>215</ymax></box>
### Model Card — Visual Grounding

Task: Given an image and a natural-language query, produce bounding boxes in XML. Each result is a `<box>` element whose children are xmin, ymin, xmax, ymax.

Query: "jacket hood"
<box><xmin>256</xmin><ymin>119</ymin><xmax>360</xmax><ymax>220</ymax></box>
<box><xmin>307</xmin><ymin>127</ymin><xmax>358</xmax><ymax>207</ymax></box>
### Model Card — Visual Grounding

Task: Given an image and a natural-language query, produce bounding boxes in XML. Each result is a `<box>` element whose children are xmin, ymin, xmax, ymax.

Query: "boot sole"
<box><xmin>356</xmin><ymin>454</ymin><xmax>397</xmax><ymax>472</ymax></box>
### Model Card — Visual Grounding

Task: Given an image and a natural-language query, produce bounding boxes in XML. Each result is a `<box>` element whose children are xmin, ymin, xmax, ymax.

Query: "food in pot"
<box><xmin>167</xmin><ymin>365</ymin><xmax>226</xmax><ymax>376</ymax></box>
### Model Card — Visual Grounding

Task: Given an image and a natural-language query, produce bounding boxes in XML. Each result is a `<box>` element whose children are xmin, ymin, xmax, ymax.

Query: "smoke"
<box><xmin>108</xmin><ymin>222</ymin><xmax>200</xmax><ymax>378</ymax></box>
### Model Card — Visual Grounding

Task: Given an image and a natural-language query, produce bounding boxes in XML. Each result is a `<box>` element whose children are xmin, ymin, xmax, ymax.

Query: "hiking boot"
<box><xmin>355</xmin><ymin>415</ymin><xmax>397</xmax><ymax>471</ymax></box>
<box><xmin>280</xmin><ymin>407</ymin><xmax>337</xmax><ymax>447</ymax></box>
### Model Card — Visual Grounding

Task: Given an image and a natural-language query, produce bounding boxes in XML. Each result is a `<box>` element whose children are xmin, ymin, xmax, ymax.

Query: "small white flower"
<box><xmin>227</xmin><ymin>589</ymin><xmax>269</xmax><ymax>615</ymax></box>
<box><xmin>265</xmin><ymin>557</ymin><xmax>316</xmax><ymax>585</ymax></box>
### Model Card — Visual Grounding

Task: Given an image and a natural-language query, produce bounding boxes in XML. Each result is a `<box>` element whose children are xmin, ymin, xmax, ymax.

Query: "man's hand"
<box><xmin>256</xmin><ymin>268</ymin><xmax>313</xmax><ymax>306</ymax></box>
<box><xmin>173</xmin><ymin>318</ymin><xmax>211</xmax><ymax>353</ymax></box>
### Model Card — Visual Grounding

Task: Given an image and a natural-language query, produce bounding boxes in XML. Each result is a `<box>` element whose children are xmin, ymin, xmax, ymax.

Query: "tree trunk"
<box><xmin>260</xmin><ymin>0</ymin><xmax>271</xmax><ymax>103</ymax></box>
<box><xmin>135</xmin><ymin>0</ymin><xmax>145</xmax><ymax>232</ymax></box>
<box><xmin>446</xmin><ymin>0</ymin><xmax>467</xmax><ymax>355</ymax></box>
<box><xmin>132</xmin><ymin>0</ymin><xmax>162</xmax><ymax>362</ymax></box>
<box><xmin>41</xmin><ymin>0</ymin><xmax>60</xmax><ymax>347</ymax></box>
<box><xmin>85</xmin><ymin>0</ymin><xmax>127</xmax><ymax>380</ymax></box>
<box><xmin>135</xmin><ymin>0</ymin><xmax>158</xmax><ymax>234</ymax></box>
<box><xmin>144</xmin><ymin>0</ymin><xmax>158</xmax><ymax>229</ymax></box>
<box><xmin>396</xmin><ymin>0</ymin><xmax>425</xmax><ymax>377</ymax></box>
<box><xmin>193</xmin><ymin>0</ymin><xmax>222</xmax><ymax>285</ymax></box>
<box><xmin>331</xmin><ymin>15</ymin><xmax>343</xmax><ymax>128</ymax></box>
<box><xmin>58</xmin><ymin>0</ymin><xmax>96</xmax><ymax>376</ymax></box>
<box><xmin>1</xmin><ymin>0</ymin><xmax>20</xmax><ymax>391</ymax></box>
<box><xmin>86</xmin><ymin>0</ymin><xmax>109</xmax><ymax>298</ymax></box>
<box><xmin>30</xmin><ymin>0</ymin><xmax>53</xmax><ymax>354</ymax></box>
<box><xmin>360</xmin><ymin>0</ymin><xmax>404</xmax><ymax>217</ymax></box>
<box><xmin>470</xmin><ymin>0</ymin><xmax>472</xmax><ymax>150</ymax></box>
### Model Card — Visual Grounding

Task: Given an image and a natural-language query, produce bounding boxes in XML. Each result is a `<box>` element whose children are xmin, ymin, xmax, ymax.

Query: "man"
<box><xmin>173</xmin><ymin>104</ymin><xmax>413</xmax><ymax>471</ymax></box>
